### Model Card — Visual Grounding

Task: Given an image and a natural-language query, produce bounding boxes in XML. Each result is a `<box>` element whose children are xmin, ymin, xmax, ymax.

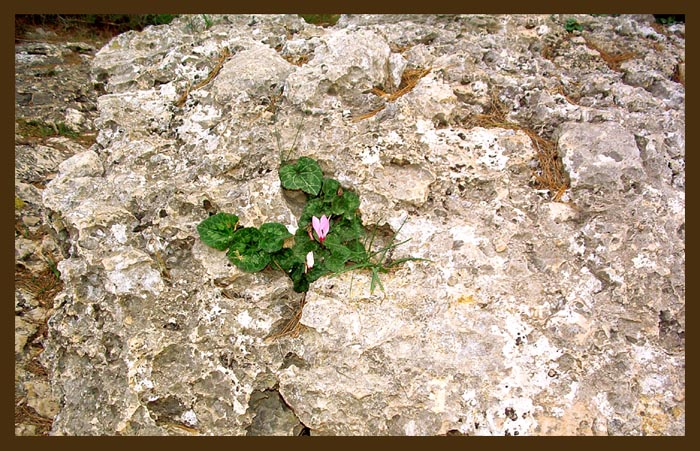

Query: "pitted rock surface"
<box><xmin>34</xmin><ymin>14</ymin><xmax>684</xmax><ymax>435</ymax></box>
<box><xmin>14</xmin><ymin>25</ymin><xmax>112</xmax><ymax>436</ymax></box>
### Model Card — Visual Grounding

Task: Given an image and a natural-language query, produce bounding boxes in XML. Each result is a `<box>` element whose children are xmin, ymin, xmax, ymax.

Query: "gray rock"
<box><xmin>245</xmin><ymin>389</ymin><xmax>304</xmax><ymax>435</ymax></box>
<box><xmin>284</xmin><ymin>28</ymin><xmax>398</xmax><ymax>112</ymax></box>
<box><xmin>557</xmin><ymin>121</ymin><xmax>644</xmax><ymax>192</ymax></box>
<box><xmin>15</xmin><ymin>25</ymin><xmax>117</xmax><ymax>437</ymax></box>
<box><xmin>39</xmin><ymin>14</ymin><xmax>684</xmax><ymax>436</ymax></box>
<box><xmin>57</xmin><ymin>150</ymin><xmax>104</xmax><ymax>178</ymax></box>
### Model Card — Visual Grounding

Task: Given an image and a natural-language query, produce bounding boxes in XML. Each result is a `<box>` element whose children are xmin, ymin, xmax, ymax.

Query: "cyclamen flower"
<box><xmin>305</xmin><ymin>251</ymin><xmax>314</xmax><ymax>271</ymax></box>
<box><xmin>312</xmin><ymin>215</ymin><xmax>330</xmax><ymax>243</ymax></box>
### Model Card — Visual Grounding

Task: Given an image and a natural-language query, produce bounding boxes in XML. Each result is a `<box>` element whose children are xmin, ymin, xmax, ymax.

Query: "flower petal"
<box><xmin>320</xmin><ymin>215</ymin><xmax>330</xmax><ymax>235</ymax></box>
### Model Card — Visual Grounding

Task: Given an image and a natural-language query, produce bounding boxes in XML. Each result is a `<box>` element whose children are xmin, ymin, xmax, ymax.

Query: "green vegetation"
<box><xmin>299</xmin><ymin>14</ymin><xmax>340</xmax><ymax>26</ymax></box>
<box><xmin>337</xmin><ymin>217</ymin><xmax>420</xmax><ymax>294</ymax></box>
<box><xmin>564</xmin><ymin>18</ymin><xmax>583</xmax><ymax>33</ymax></box>
<box><xmin>198</xmin><ymin>156</ymin><xmax>425</xmax><ymax>294</ymax></box>
<box><xmin>201</xmin><ymin>14</ymin><xmax>214</xmax><ymax>29</ymax></box>
<box><xmin>654</xmin><ymin>15</ymin><xmax>684</xmax><ymax>25</ymax></box>
<box><xmin>17</xmin><ymin>119</ymin><xmax>79</xmax><ymax>139</ymax></box>
<box><xmin>45</xmin><ymin>256</ymin><xmax>61</xmax><ymax>279</ymax></box>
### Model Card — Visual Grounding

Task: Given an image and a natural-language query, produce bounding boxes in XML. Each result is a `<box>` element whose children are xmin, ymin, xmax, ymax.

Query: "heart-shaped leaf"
<box><xmin>331</xmin><ymin>190</ymin><xmax>360</xmax><ymax>216</ymax></box>
<box><xmin>271</xmin><ymin>248</ymin><xmax>299</xmax><ymax>272</ymax></box>
<box><xmin>332</xmin><ymin>215</ymin><xmax>365</xmax><ymax>243</ymax></box>
<box><xmin>290</xmin><ymin>264</ymin><xmax>310</xmax><ymax>293</ymax></box>
<box><xmin>299</xmin><ymin>198</ymin><xmax>327</xmax><ymax>225</ymax></box>
<box><xmin>227</xmin><ymin>248</ymin><xmax>271</xmax><ymax>272</ymax></box>
<box><xmin>197</xmin><ymin>213</ymin><xmax>239</xmax><ymax>250</ymax></box>
<box><xmin>226</xmin><ymin>227</ymin><xmax>270</xmax><ymax>272</ymax></box>
<box><xmin>259</xmin><ymin>222</ymin><xmax>292</xmax><ymax>253</ymax></box>
<box><xmin>321</xmin><ymin>177</ymin><xmax>341</xmax><ymax>200</ymax></box>
<box><xmin>279</xmin><ymin>157</ymin><xmax>323</xmax><ymax>195</ymax></box>
<box><xmin>323</xmin><ymin>243</ymin><xmax>351</xmax><ymax>272</ymax></box>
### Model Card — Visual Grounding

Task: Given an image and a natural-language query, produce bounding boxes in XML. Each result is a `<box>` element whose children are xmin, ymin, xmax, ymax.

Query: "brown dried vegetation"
<box><xmin>584</xmin><ymin>38</ymin><xmax>636</xmax><ymax>72</ymax></box>
<box><xmin>463</xmin><ymin>87</ymin><xmax>570</xmax><ymax>201</ymax></box>
<box><xmin>352</xmin><ymin>66</ymin><xmax>432</xmax><ymax>122</ymax></box>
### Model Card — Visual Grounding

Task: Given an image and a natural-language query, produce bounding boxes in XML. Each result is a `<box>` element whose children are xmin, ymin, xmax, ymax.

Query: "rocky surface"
<box><xmin>29</xmin><ymin>14</ymin><xmax>685</xmax><ymax>435</ymax></box>
<box><xmin>14</xmin><ymin>25</ymin><xmax>112</xmax><ymax>435</ymax></box>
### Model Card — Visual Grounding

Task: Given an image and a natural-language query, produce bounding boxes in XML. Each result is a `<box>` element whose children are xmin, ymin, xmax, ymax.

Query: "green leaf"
<box><xmin>331</xmin><ymin>190</ymin><xmax>360</xmax><ymax>216</ymax></box>
<box><xmin>229</xmin><ymin>227</ymin><xmax>262</xmax><ymax>252</ymax></box>
<box><xmin>279</xmin><ymin>157</ymin><xmax>323</xmax><ymax>195</ymax></box>
<box><xmin>271</xmin><ymin>248</ymin><xmax>299</xmax><ymax>272</ymax></box>
<box><xmin>345</xmin><ymin>239</ymin><xmax>368</xmax><ymax>262</ymax></box>
<box><xmin>259</xmin><ymin>222</ymin><xmax>292</xmax><ymax>253</ymax></box>
<box><xmin>306</xmin><ymin>264</ymin><xmax>330</xmax><ymax>283</ymax></box>
<box><xmin>332</xmin><ymin>216</ymin><xmax>365</xmax><ymax>243</ymax></box>
<box><xmin>321</xmin><ymin>178</ymin><xmax>341</xmax><ymax>200</ymax></box>
<box><xmin>293</xmin><ymin>228</ymin><xmax>321</xmax><ymax>253</ymax></box>
<box><xmin>324</xmin><ymin>245</ymin><xmax>351</xmax><ymax>272</ymax></box>
<box><xmin>290</xmin><ymin>264</ymin><xmax>310</xmax><ymax>292</ymax></box>
<box><xmin>226</xmin><ymin>227</ymin><xmax>270</xmax><ymax>272</ymax></box>
<box><xmin>299</xmin><ymin>198</ymin><xmax>328</xmax><ymax>225</ymax></box>
<box><xmin>227</xmin><ymin>248</ymin><xmax>271</xmax><ymax>272</ymax></box>
<box><xmin>370</xmin><ymin>267</ymin><xmax>385</xmax><ymax>293</ymax></box>
<box><xmin>197</xmin><ymin>213</ymin><xmax>239</xmax><ymax>250</ymax></box>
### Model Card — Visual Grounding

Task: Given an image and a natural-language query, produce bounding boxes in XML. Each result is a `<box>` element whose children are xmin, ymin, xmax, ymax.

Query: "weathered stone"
<box><xmin>34</xmin><ymin>14</ymin><xmax>684</xmax><ymax>436</ymax></box>
<box><xmin>284</xmin><ymin>28</ymin><xmax>401</xmax><ymax>112</ymax></box>
<box><xmin>557</xmin><ymin>121</ymin><xmax>644</xmax><ymax>191</ymax></box>
<box><xmin>57</xmin><ymin>150</ymin><xmax>104</xmax><ymax>178</ymax></box>
<box><xmin>245</xmin><ymin>389</ymin><xmax>304</xmax><ymax>436</ymax></box>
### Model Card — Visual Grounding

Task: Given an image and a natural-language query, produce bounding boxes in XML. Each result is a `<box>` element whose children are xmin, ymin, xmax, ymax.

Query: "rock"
<box><xmin>210</xmin><ymin>42</ymin><xmax>293</xmax><ymax>105</ymax></box>
<box><xmin>64</xmin><ymin>108</ymin><xmax>87</xmax><ymax>130</ymax></box>
<box><xmin>14</xmin><ymin>23</ymin><xmax>114</xmax><ymax>437</ymax></box>
<box><xmin>284</xmin><ymin>28</ymin><xmax>400</xmax><ymax>112</ymax></box>
<box><xmin>25</xmin><ymin>380</ymin><xmax>60</xmax><ymax>418</ymax></box>
<box><xmin>39</xmin><ymin>14</ymin><xmax>684</xmax><ymax>436</ymax></box>
<box><xmin>15</xmin><ymin>316</ymin><xmax>35</xmax><ymax>354</ymax></box>
<box><xmin>557</xmin><ymin>121</ymin><xmax>644</xmax><ymax>192</ymax></box>
<box><xmin>245</xmin><ymin>389</ymin><xmax>304</xmax><ymax>435</ymax></box>
<box><xmin>57</xmin><ymin>150</ymin><xmax>104</xmax><ymax>178</ymax></box>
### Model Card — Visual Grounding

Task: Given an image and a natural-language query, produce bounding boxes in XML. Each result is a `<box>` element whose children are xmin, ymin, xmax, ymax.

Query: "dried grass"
<box><xmin>175</xmin><ymin>47</ymin><xmax>231</xmax><ymax>107</ymax></box>
<box><xmin>389</xmin><ymin>43</ymin><xmax>413</xmax><ymax>54</ymax></box>
<box><xmin>25</xmin><ymin>358</ymin><xmax>49</xmax><ymax>377</ymax></box>
<box><xmin>672</xmin><ymin>63</ymin><xmax>685</xmax><ymax>87</ymax></box>
<box><xmin>550</xmin><ymin>83</ymin><xmax>581</xmax><ymax>105</ymax></box>
<box><xmin>282</xmin><ymin>53</ymin><xmax>310</xmax><ymax>66</ymax></box>
<box><xmin>352</xmin><ymin>66</ymin><xmax>432</xmax><ymax>122</ymax></box>
<box><xmin>265</xmin><ymin>294</ymin><xmax>307</xmax><ymax>341</ymax></box>
<box><xmin>464</xmin><ymin>87</ymin><xmax>570</xmax><ymax>201</ymax></box>
<box><xmin>351</xmin><ymin>105</ymin><xmax>386</xmax><ymax>123</ymax></box>
<box><xmin>15</xmin><ymin>399</ymin><xmax>53</xmax><ymax>435</ymax></box>
<box><xmin>15</xmin><ymin>264</ymin><xmax>63</xmax><ymax>308</ymax></box>
<box><xmin>584</xmin><ymin>38</ymin><xmax>636</xmax><ymax>72</ymax></box>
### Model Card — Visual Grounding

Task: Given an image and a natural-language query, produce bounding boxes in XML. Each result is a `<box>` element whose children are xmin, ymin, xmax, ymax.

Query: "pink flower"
<box><xmin>312</xmin><ymin>215</ymin><xmax>330</xmax><ymax>243</ymax></box>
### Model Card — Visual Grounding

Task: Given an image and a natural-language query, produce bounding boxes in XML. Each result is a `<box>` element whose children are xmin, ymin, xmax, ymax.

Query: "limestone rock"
<box><xmin>557</xmin><ymin>121</ymin><xmax>644</xmax><ymax>191</ymax></box>
<box><xmin>39</xmin><ymin>14</ymin><xmax>684</xmax><ymax>436</ymax></box>
<box><xmin>15</xmin><ymin>28</ymin><xmax>114</xmax><ymax>435</ymax></box>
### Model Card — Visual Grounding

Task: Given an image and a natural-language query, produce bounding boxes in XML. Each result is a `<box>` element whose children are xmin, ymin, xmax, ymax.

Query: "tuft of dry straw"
<box><xmin>352</xmin><ymin>66</ymin><xmax>432</xmax><ymax>122</ymax></box>
<box><xmin>175</xmin><ymin>47</ymin><xmax>232</xmax><ymax>107</ymax></box>
<box><xmin>465</xmin><ymin>86</ymin><xmax>570</xmax><ymax>201</ymax></box>
<box><xmin>15</xmin><ymin>399</ymin><xmax>53</xmax><ymax>435</ymax></box>
<box><xmin>265</xmin><ymin>293</ymin><xmax>307</xmax><ymax>341</ymax></box>
<box><xmin>15</xmin><ymin>264</ymin><xmax>63</xmax><ymax>308</ymax></box>
<box><xmin>584</xmin><ymin>38</ymin><xmax>636</xmax><ymax>72</ymax></box>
